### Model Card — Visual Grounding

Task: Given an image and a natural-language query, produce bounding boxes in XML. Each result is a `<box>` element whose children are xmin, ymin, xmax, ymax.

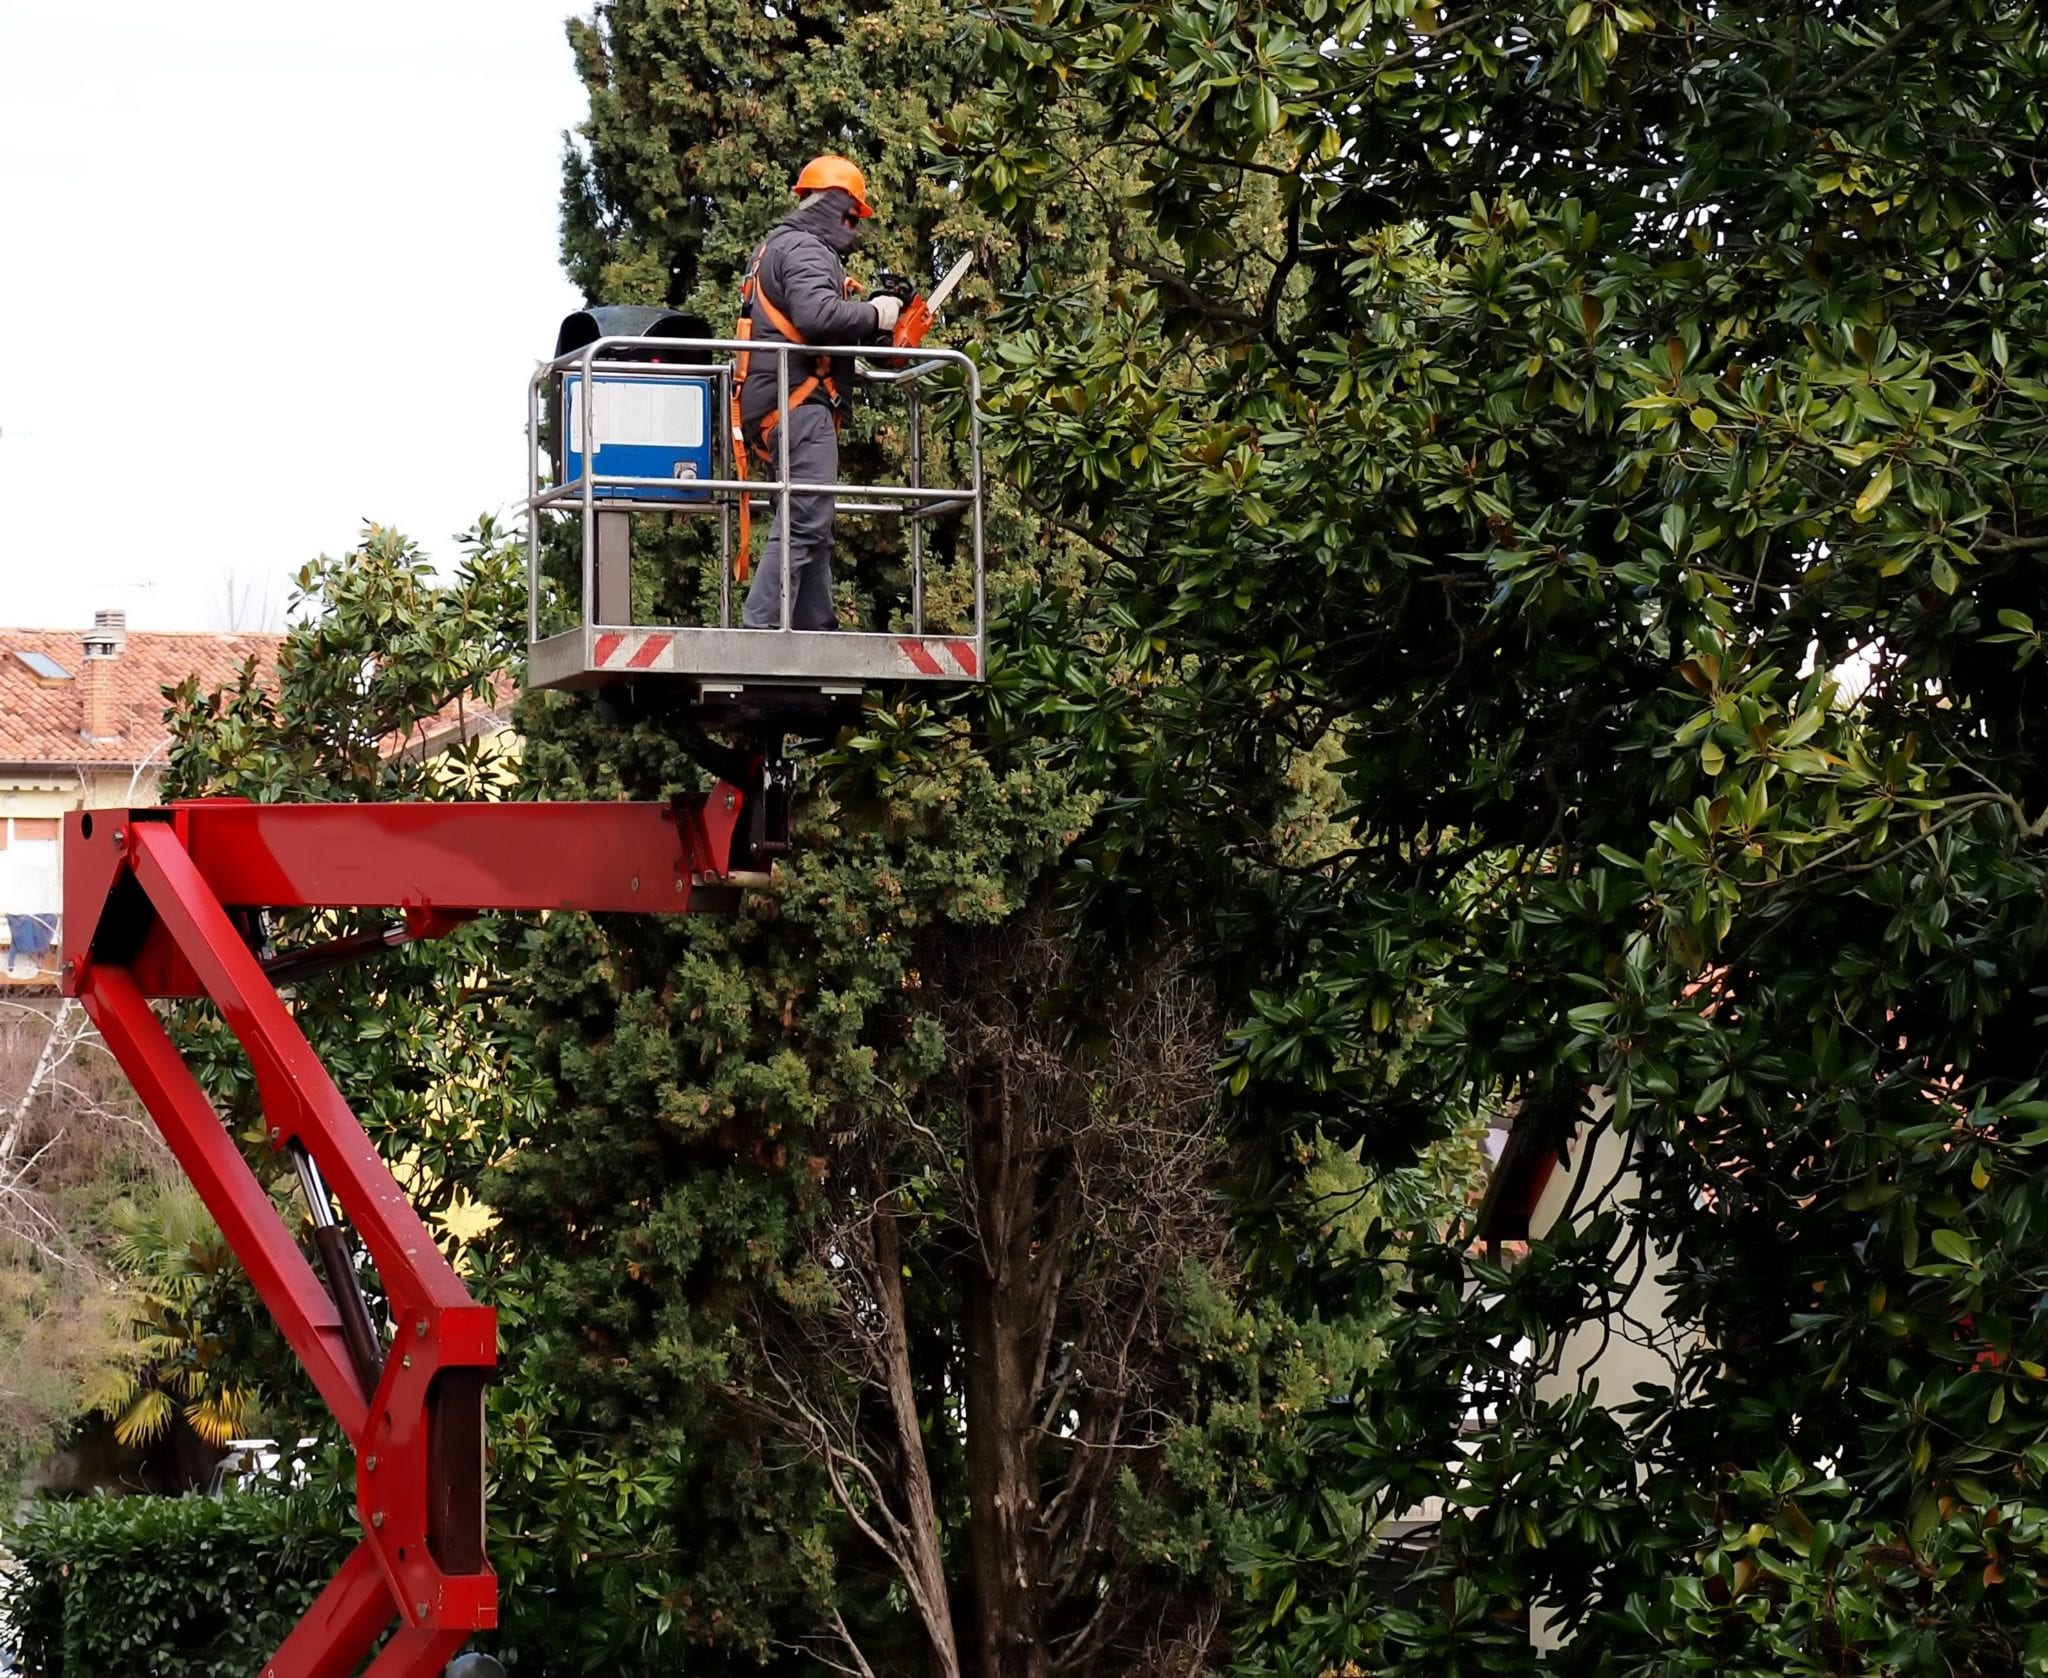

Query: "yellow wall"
<box><xmin>1</xmin><ymin>765</ymin><xmax>168</xmax><ymax>977</ymax></box>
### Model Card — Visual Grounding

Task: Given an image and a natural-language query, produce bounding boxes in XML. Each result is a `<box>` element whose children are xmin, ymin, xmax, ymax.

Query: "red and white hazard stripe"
<box><xmin>897</xmin><ymin>638</ymin><xmax>980</xmax><ymax>678</ymax></box>
<box><xmin>590</xmin><ymin>630</ymin><xmax>977</xmax><ymax>679</ymax></box>
<box><xmin>592</xmin><ymin>631</ymin><xmax>677</xmax><ymax>671</ymax></box>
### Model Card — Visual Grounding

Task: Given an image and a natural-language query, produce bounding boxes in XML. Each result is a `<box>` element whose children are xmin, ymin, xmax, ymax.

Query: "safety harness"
<box><xmin>730</xmin><ymin>234</ymin><xmax>849</xmax><ymax>579</ymax></box>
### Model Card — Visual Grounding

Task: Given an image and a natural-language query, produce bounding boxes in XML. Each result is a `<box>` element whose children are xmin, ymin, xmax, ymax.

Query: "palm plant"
<box><xmin>82</xmin><ymin>1182</ymin><xmax>258</xmax><ymax>1451</ymax></box>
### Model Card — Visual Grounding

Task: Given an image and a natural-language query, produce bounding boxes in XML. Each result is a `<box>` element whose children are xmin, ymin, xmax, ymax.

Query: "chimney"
<box><xmin>80</xmin><ymin>609</ymin><xmax>126</xmax><ymax>743</ymax></box>
<box><xmin>84</xmin><ymin>609</ymin><xmax>128</xmax><ymax>657</ymax></box>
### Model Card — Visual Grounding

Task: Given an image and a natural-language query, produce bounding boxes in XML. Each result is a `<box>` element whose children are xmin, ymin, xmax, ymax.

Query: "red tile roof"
<box><xmin>0</xmin><ymin>627</ymin><xmax>282</xmax><ymax>767</ymax></box>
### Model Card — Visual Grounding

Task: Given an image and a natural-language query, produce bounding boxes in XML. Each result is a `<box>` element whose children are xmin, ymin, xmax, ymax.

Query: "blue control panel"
<box><xmin>557</xmin><ymin>372</ymin><xmax>714</xmax><ymax>504</ymax></box>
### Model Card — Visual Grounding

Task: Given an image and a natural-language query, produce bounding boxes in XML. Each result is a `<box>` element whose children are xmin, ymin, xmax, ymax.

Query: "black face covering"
<box><xmin>791</xmin><ymin>186</ymin><xmax>863</xmax><ymax>255</ymax></box>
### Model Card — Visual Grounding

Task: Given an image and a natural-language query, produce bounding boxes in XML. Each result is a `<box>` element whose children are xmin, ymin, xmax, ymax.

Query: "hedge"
<box><xmin>1</xmin><ymin>1491</ymin><xmax>353</xmax><ymax>1677</ymax></box>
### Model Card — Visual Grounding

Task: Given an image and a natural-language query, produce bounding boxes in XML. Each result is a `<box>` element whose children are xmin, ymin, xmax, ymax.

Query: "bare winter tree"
<box><xmin>0</xmin><ymin>998</ymin><xmax>171</xmax><ymax>1479</ymax></box>
<box><xmin>211</xmin><ymin>565</ymin><xmax>289</xmax><ymax>632</ymax></box>
<box><xmin>0</xmin><ymin>1000</ymin><xmax>132</xmax><ymax>1264</ymax></box>
<box><xmin>741</xmin><ymin>917</ymin><xmax>1232</xmax><ymax>1678</ymax></box>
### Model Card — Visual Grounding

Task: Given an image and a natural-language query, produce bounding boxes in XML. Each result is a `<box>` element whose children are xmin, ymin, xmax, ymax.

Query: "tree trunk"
<box><xmin>871</xmin><ymin>1203</ymin><xmax>965</xmax><ymax>1678</ymax></box>
<box><xmin>962</xmin><ymin>1076</ymin><xmax>1054</xmax><ymax>1678</ymax></box>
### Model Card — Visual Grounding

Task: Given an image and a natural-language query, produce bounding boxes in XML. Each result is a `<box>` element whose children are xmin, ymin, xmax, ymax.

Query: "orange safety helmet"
<box><xmin>793</xmin><ymin>153</ymin><xmax>873</xmax><ymax>218</ymax></box>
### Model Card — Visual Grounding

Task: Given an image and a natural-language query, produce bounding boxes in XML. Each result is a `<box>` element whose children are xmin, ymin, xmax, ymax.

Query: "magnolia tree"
<box><xmin>953</xmin><ymin>0</ymin><xmax>2048</xmax><ymax>1672</ymax></box>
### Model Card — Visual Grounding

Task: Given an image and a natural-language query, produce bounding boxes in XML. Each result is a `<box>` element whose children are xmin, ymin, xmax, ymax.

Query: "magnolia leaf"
<box><xmin>1929</xmin><ymin>1228</ymin><xmax>1974</xmax><ymax>1265</ymax></box>
<box><xmin>1855</xmin><ymin>463</ymin><xmax>1895</xmax><ymax>515</ymax></box>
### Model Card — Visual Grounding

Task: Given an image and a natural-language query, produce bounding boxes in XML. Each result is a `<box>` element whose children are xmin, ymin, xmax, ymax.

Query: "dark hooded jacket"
<box><xmin>738</xmin><ymin>187</ymin><xmax>882</xmax><ymax>432</ymax></box>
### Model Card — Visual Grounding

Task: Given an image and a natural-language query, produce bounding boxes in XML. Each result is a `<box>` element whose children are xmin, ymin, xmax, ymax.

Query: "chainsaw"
<box><xmin>872</xmin><ymin>252</ymin><xmax>974</xmax><ymax>350</ymax></box>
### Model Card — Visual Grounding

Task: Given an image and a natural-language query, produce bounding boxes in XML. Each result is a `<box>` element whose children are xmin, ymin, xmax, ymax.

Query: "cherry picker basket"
<box><xmin>525</xmin><ymin>307</ymin><xmax>985</xmax><ymax>723</ymax></box>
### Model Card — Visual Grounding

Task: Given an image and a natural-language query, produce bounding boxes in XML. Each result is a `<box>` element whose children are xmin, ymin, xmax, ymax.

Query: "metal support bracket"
<box><xmin>60</xmin><ymin>796</ymin><xmax>747</xmax><ymax>1678</ymax></box>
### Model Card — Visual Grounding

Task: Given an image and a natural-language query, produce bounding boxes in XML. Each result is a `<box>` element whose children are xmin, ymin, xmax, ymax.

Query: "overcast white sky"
<box><xmin>0</xmin><ymin>2</ymin><xmax>590</xmax><ymax>632</ymax></box>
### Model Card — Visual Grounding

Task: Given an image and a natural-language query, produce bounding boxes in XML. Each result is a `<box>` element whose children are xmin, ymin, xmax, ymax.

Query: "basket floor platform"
<box><xmin>529</xmin><ymin>624</ymin><xmax>983</xmax><ymax>692</ymax></box>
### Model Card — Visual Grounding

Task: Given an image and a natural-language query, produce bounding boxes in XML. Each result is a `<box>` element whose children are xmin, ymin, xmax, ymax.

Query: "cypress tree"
<box><xmin>495</xmin><ymin>6</ymin><xmax>1429</xmax><ymax>1672</ymax></box>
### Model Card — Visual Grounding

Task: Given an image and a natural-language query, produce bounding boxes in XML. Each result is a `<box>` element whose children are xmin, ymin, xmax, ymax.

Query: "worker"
<box><xmin>738</xmin><ymin>154</ymin><xmax>902</xmax><ymax>630</ymax></box>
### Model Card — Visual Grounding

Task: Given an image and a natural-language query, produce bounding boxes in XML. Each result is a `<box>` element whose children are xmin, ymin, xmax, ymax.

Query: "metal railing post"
<box><xmin>717</xmin><ymin>366</ymin><xmax>733</xmax><ymax>629</ymax></box>
<box><xmin>578</xmin><ymin>347</ymin><xmax>598</xmax><ymax>633</ymax></box>
<box><xmin>970</xmin><ymin>366</ymin><xmax>986</xmax><ymax>647</ymax></box>
<box><xmin>526</xmin><ymin>370</ymin><xmax>541</xmax><ymax>646</ymax></box>
<box><xmin>777</xmin><ymin>346</ymin><xmax>793</xmax><ymax>633</ymax></box>
<box><xmin>909</xmin><ymin>383</ymin><xmax>925</xmax><ymax>635</ymax></box>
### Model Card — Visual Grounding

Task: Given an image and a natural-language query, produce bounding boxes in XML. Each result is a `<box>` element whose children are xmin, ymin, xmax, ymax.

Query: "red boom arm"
<box><xmin>61</xmin><ymin>794</ymin><xmax>747</xmax><ymax>1678</ymax></box>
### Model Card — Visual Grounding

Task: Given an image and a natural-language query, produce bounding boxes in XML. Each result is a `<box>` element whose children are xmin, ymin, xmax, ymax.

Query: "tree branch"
<box><xmin>1808</xmin><ymin>0</ymin><xmax>1963</xmax><ymax>100</ymax></box>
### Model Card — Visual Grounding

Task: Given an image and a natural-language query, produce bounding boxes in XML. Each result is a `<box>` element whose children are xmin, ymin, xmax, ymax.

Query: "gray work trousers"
<box><xmin>743</xmin><ymin>402</ymin><xmax>839</xmax><ymax>630</ymax></box>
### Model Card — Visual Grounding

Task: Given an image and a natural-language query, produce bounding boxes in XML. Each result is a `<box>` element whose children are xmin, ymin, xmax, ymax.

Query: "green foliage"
<box><xmin>528</xmin><ymin>6</ymin><xmax>1436</xmax><ymax>1672</ymax></box>
<box><xmin>529</xmin><ymin>5</ymin><xmax>1565</xmax><ymax>1674</ymax></box>
<box><xmin>1</xmin><ymin>1490</ymin><xmax>354</xmax><ymax>1678</ymax></box>
<box><xmin>495</xmin><ymin>705</ymin><xmax>1128</xmax><ymax>1665</ymax></box>
<box><xmin>81</xmin><ymin>1182</ymin><xmax>258</xmax><ymax>1452</ymax></box>
<box><xmin>561</xmin><ymin>0</ymin><xmax>994</xmax><ymax>319</ymax></box>
<box><xmin>961</xmin><ymin>0</ymin><xmax>2048</xmax><ymax>1672</ymax></box>
<box><xmin>162</xmin><ymin>522</ymin><xmax>535</xmax><ymax>1259</ymax></box>
<box><xmin>164</xmin><ymin>520</ymin><xmax>525</xmax><ymax>806</ymax></box>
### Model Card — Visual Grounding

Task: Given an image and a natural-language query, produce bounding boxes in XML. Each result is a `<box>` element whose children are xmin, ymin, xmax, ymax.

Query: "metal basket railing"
<box><xmin>523</xmin><ymin>334</ymin><xmax>983</xmax><ymax>691</ymax></box>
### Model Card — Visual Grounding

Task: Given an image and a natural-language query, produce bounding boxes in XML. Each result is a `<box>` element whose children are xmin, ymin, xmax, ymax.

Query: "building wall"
<box><xmin>2</xmin><ymin>775</ymin><xmax>70</xmax><ymax>978</ymax></box>
<box><xmin>1</xmin><ymin>766</ymin><xmax>167</xmax><ymax>981</ymax></box>
<box><xmin>1526</xmin><ymin>1089</ymin><xmax>1688</xmax><ymax>1652</ymax></box>
<box><xmin>1528</xmin><ymin>1094</ymin><xmax>1683</xmax><ymax>1414</ymax></box>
